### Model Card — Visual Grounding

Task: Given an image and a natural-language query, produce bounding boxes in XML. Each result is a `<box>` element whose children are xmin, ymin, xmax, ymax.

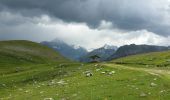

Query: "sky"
<box><xmin>0</xmin><ymin>0</ymin><xmax>170</xmax><ymax>50</ymax></box>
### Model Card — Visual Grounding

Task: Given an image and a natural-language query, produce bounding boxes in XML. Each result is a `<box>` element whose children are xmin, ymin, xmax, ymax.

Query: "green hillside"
<box><xmin>0</xmin><ymin>40</ymin><xmax>67</xmax><ymax>65</ymax></box>
<box><xmin>0</xmin><ymin>40</ymin><xmax>69</xmax><ymax>88</ymax></box>
<box><xmin>110</xmin><ymin>50</ymin><xmax>170</xmax><ymax>68</ymax></box>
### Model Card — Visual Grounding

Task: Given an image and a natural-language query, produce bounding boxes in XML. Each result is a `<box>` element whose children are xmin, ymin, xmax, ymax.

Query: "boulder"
<box><xmin>44</xmin><ymin>98</ymin><xmax>54</xmax><ymax>100</ymax></box>
<box><xmin>101</xmin><ymin>72</ymin><xmax>106</xmax><ymax>74</ymax></box>
<box><xmin>86</xmin><ymin>72</ymin><xmax>93</xmax><ymax>77</ymax></box>
<box><xmin>150</xmin><ymin>82</ymin><xmax>157</xmax><ymax>87</ymax></box>
<box><xmin>109</xmin><ymin>71</ymin><xmax>115</xmax><ymax>75</ymax></box>
<box><xmin>140</xmin><ymin>92</ymin><xmax>147</xmax><ymax>97</ymax></box>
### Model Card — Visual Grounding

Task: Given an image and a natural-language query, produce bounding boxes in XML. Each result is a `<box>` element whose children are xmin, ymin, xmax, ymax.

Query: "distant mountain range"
<box><xmin>108</xmin><ymin>44</ymin><xmax>170</xmax><ymax>60</ymax></box>
<box><xmin>80</xmin><ymin>44</ymin><xmax>118</xmax><ymax>62</ymax></box>
<box><xmin>41</xmin><ymin>40</ymin><xmax>170</xmax><ymax>62</ymax></box>
<box><xmin>41</xmin><ymin>40</ymin><xmax>88</xmax><ymax>61</ymax></box>
<box><xmin>41</xmin><ymin>40</ymin><xmax>117</xmax><ymax>62</ymax></box>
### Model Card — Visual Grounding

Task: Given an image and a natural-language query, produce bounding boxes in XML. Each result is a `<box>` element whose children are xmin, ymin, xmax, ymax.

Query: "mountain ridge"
<box><xmin>41</xmin><ymin>40</ymin><xmax>170</xmax><ymax>62</ymax></box>
<box><xmin>80</xmin><ymin>44</ymin><xmax>117</xmax><ymax>62</ymax></box>
<box><xmin>41</xmin><ymin>40</ymin><xmax>88</xmax><ymax>61</ymax></box>
<box><xmin>108</xmin><ymin>44</ymin><xmax>170</xmax><ymax>60</ymax></box>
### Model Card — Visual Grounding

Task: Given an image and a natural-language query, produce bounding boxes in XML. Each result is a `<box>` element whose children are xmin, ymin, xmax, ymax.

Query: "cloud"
<box><xmin>1</xmin><ymin>0</ymin><xmax>170</xmax><ymax>36</ymax></box>
<box><xmin>0</xmin><ymin>11</ymin><xmax>169</xmax><ymax>50</ymax></box>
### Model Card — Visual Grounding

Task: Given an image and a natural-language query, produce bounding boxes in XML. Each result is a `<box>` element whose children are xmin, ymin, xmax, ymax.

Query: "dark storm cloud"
<box><xmin>0</xmin><ymin>0</ymin><xmax>170</xmax><ymax>36</ymax></box>
<box><xmin>0</xmin><ymin>10</ymin><xmax>169</xmax><ymax>49</ymax></box>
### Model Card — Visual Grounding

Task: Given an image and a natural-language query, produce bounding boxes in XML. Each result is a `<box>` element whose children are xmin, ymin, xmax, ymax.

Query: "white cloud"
<box><xmin>98</xmin><ymin>20</ymin><xmax>114</xmax><ymax>30</ymax></box>
<box><xmin>0</xmin><ymin>11</ymin><xmax>169</xmax><ymax>50</ymax></box>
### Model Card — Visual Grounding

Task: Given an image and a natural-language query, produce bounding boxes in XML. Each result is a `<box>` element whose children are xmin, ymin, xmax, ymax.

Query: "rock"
<box><xmin>166</xmin><ymin>59</ymin><xmax>170</xmax><ymax>62</ymax></box>
<box><xmin>83</xmin><ymin>71</ymin><xmax>91</xmax><ymax>74</ymax></box>
<box><xmin>133</xmin><ymin>78</ymin><xmax>137</xmax><ymax>81</ymax></box>
<box><xmin>150</xmin><ymin>82</ymin><xmax>157</xmax><ymax>87</ymax></box>
<box><xmin>41</xmin><ymin>83</ymin><xmax>45</xmax><ymax>86</ymax></box>
<box><xmin>148</xmin><ymin>92</ymin><xmax>151</xmax><ymax>95</ymax></box>
<box><xmin>61</xmin><ymin>98</ymin><xmax>66</xmax><ymax>100</ymax></box>
<box><xmin>57</xmin><ymin>80</ymin><xmax>67</xmax><ymax>85</ymax></box>
<box><xmin>47</xmin><ymin>80</ymin><xmax>57</xmax><ymax>86</ymax></box>
<box><xmin>78</xmin><ymin>67</ymin><xmax>81</xmax><ymax>70</ymax></box>
<box><xmin>47</xmin><ymin>83</ymin><xmax>52</xmax><ymax>86</ymax></box>
<box><xmin>96</xmin><ymin>69</ymin><xmax>101</xmax><ymax>71</ymax></box>
<box><xmin>101</xmin><ymin>72</ymin><xmax>106</xmax><ymax>74</ymax></box>
<box><xmin>18</xmin><ymin>88</ymin><xmax>23</xmax><ymax>91</ymax></box>
<box><xmin>72</xmin><ymin>93</ymin><xmax>77</xmax><ymax>97</ymax></box>
<box><xmin>25</xmin><ymin>90</ymin><xmax>29</xmax><ymax>93</ymax></box>
<box><xmin>44</xmin><ymin>98</ymin><xmax>54</xmax><ymax>100</ymax></box>
<box><xmin>59</xmin><ymin>64</ymin><xmax>65</xmax><ymax>67</ymax></box>
<box><xmin>131</xmin><ymin>85</ymin><xmax>135</xmax><ymax>88</ymax></box>
<box><xmin>94</xmin><ymin>64</ymin><xmax>98</xmax><ymax>67</ymax></box>
<box><xmin>140</xmin><ymin>92</ymin><xmax>147</xmax><ymax>97</ymax></box>
<box><xmin>15</xmin><ymin>67</ymin><xmax>21</xmax><ymax>72</ymax></box>
<box><xmin>50</xmin><ymin>80</ymin><xmax>55</xmax><ymax>84</ymax></box>
<box><xmin>2</xmin><ymin>84</ymin><xmax>6</xmax><ymax>87</ymax></box>
<box><xmin>109</xmin><ymin>71</ymin><xmax>115</xmax><ymax>75</ymax></box>
<box><xmin>111</xmin><ymin>71</ymin><xmax>115</xmax><ymax>73</ymax></box>
<box><xmin>86</xmin><ymin>72</ymin><xmax>93</xmax><ymax>77</ymax></box>
<box><xmin>160</xmin><ymin>90</ymin><xmax>166</xmax><ymax>93</ymax></box>
<box><xmin>153</xmin><ymin>78</ymin><xmax>157</xmax><ymax>81</ymax></box>
<box><xmin>40</xmin><ymin>91</ymin><xmax>44</xmax><ymax>94</ymax></box>
<box><xmin>37</xmin><ymin>85</ymin><xmax>41</xmax><ymax>88</ymax></box>
<box><xmin>34</xmin><ymin>81</ymin><xmax>37</xmax><ymax>84</ymax></box>
<box><xmin>83</xmin><ymin>71</ymin><xmax>93</xmax><ymax>77</ymax></box>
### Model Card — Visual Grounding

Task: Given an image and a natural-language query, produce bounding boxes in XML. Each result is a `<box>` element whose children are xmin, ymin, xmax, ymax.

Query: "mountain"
<box><xmin>0</xmin><ymin>40</ymin><xmax>67</xmax><ymax>66</ymax></box>
<box><xmin>108</xmin><ymin>44</ymin><xmax>170</xmax><ymax>60</ymax></box>
<box><xmin>80</xmin><ymin>44</ymin><xmax>118</xmax><ymax>62</ymax></box>
<box><xmin>102</xmin><ymin>44</ymin><xmax>118</xmax><ymax>50</ymax></box>
<box><xmin>41</xmin><ymin>40</ymin><xmax>88</xmax><ymax>61</ymax></box>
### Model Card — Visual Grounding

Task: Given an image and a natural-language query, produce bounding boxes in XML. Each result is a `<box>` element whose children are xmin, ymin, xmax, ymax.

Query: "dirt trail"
<box><xmin>104</xmin><ymin>64</ymin><xmax>170</xmax><ymax>79</ymax></box>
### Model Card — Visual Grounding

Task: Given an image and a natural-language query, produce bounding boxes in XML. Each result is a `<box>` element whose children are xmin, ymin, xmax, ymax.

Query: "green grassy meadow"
<box><xmin>111</xmin><ymin>50</ymin><xmax>170</xmax><ymax>69</ymax></box>
<box><xmin>1</xmin><ymin>40</ymin><xmax>170</xmax><ymax>100</ymax></box>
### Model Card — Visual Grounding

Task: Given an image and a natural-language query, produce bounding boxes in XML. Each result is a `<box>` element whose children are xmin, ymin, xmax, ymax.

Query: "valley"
<box><xmin>0</xmin><ymin>40</ymin><xmax>170</xmax><ymax>100</ymax></box>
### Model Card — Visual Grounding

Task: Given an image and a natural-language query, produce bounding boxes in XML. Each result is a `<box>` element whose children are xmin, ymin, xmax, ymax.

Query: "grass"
<box><xmin>1</xmin><ymin>63</ymin><xmax>170</xmax><ymax>100</ymax></box>
<box><xmin>110</xmin><ymin>50</ymin><xmax>170</xmax><ymax>68</ymax></box>
<box><xmin>1</xmin><ymin>40</ymin><xmax>170</xmax><ymax>100</ymax></box>
<box><xmin>0</xmin><ymin>40</ymin><xmax>68</xmax><ymax>75</ymax></box>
